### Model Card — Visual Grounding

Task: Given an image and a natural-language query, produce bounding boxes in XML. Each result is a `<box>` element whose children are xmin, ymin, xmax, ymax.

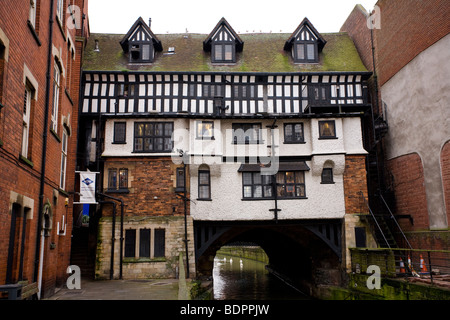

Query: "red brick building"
<box><xmin>341</xmin><ymin>0</ymin><xmax>450</xmax><ymax>251</ymax></box>
<box><xmin>0</xmin><ymin>0</ymin><xmax>89</xmax><ymax>298</ymax></box>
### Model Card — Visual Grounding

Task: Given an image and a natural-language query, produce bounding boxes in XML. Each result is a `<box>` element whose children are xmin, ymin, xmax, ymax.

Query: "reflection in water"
<box><xmin>213</xmin><ymin>254</ymin><xmax>309</xmax><ymax>300</ymax></box>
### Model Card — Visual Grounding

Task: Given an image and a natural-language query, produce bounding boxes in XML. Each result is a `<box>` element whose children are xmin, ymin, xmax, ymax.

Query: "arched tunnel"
<box><xmin>194</xmin><ymin>219</ymin><xmax>344</xmax><ymax>297</ymax></box>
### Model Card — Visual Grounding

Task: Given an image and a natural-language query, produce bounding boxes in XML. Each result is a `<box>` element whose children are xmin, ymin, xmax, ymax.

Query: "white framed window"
<box><xmin>56</xmin><ymin>0</ymin><xmax>64</xmax><ymax>24</ymax></box>
<box><xmin>60</xmin><ymin>129</ymin><xmax>68</xmax><ymax>189</ymax></box>
<box><xmin>21</xmin><ymin>86</ymin><xmax>33</xmax><ymax>158</ymax></box>
<box><xmin>51</xmin><ymin>62</ymin><xmax>61</xmax><ymax>132</ymax></box>
<box><xmin>29</xmin><ymin>0</ymin><xmax>37</xmax><ymax>28</ymax></box>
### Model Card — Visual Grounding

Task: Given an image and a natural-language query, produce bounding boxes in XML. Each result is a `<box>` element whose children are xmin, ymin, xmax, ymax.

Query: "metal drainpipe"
<box><xmin>34</xmin><ymin>0</ymin><xmax>55</xmax><ymax>292</ymax></box>
<box><xmin>97</xmin><ymin>192</ymin><xmax>124</xmax><ymax>280</ymax></box>
<box><xmin>183</xmin><ymin>160</ymin><xmax>189</xmax><ymax>278</ymax></box>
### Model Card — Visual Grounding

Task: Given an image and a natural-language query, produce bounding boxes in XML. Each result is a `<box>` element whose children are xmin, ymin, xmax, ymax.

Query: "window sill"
<box><xmin>283</xmin><ymin>141</ymin><xmax>306</xmax><ymax>144</ymax></box>
<box><xmin>320</xmin><ymin>181</ymin><xmax>335</xmax><ymax>184</ymax></box>
<box><xmin>197</xmin><ymin>198</ymin><xmax>212</xmax><ymax>201</ymax></box>
<box><xmin>112</xmin><ymin>142</ymin><xmax>127</xmax><ymax>145</ymax></box>
<box><xmin>50</xmin><ymin>129</ymin><xmax>61</xmax><ymax>143</ymax></box>
<box><xmin>106</xmin><ymin>189</ymin><xmax>130</xmax><ymax>194</ymax></box>
<box><xmin>58</xmin><ymin>188</ymin><xmax>70</xmax><ymax>197</ymax></box>
<box><xmin>27</xmin><ymin>20</ymin><xmax>42</xmax><ymax>46</ymax></box>
<box><xmin>196</xmin><ymin>137</ymin><xmax>215</xmax><ymax>141</ymax></box>
<box><xmin>19</xmin><ymin>155</ymin><xmax>34</xmax><ymax>168</ymax></box>
<box><xmin>242</xmin><ymin>197</ymin><xmax>308</xmax><ymax>201</ymax></box>
<box><xmin>318</xmin><ymin>137</ymin><xmax>338</xmax><ymax>140</ymax></box>
<box><xmin>65</xmin><ymin>89</ymin><xmax>74</xmax><ymax>106</ymax></box>
<box><xmin>123</xmin><ymin>257</ymin><xmax>166</xmax><ymax>263</ymax></box>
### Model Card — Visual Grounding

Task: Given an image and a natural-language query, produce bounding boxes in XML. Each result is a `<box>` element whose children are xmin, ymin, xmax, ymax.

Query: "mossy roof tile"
<box><xmin>83</xmin><ymin>32</ymin><xmax>367</xmax><ymax>73</ymax></box>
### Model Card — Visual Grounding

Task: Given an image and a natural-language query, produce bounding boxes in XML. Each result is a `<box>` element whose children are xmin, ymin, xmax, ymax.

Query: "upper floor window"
<box><xmin>196</xmin><ymin>121</ymin><xmax>214</xmax><ymax>140</ymax></box>
<box><xmin>22</xmin><ymin>84</ymin><xmax>34</xmax><ymax>158</ymax></box>
<box><xmin>134</xmin><ymin>122</ymin><xmax>173</xmax><ymax>153</ymax></box>
<box><xmin>321</xmin><ymin>168</ymin><xmax>334</xmax><ymax>184</ymax></box>
<box><xmin>60</xmin><ymin>129</ymin><xmax>68</xmax><ymax>189</ymax></box>
<box><xmin>108</xmin><ymin>168</ymin><xmax>128</xmax><ymax>191</ymax></box>
<box><xmin>51</xmin><ymin>62</ymin><xmax>61</xmax><ymax>132</ymax></box>
<box><xmin>318</xmin><ymin>120</ymin><xmax>337</xmax><ymax>139</ymax></box>
<box><xmin>113</xmin><ymin>122</ymin><xmax>127</xmax><ymax>143</ymax></box>
<box><xmin>120</xmin><ymin>17</ymin><xmax>162</xmax><ymax>64</ymax></box>
<box><xmin>198</xmin><ymin>165</ymin><xmax>211</xmax><ymax>200</ymax></box>
<box><xmin>284</xmin><ymin>18</ymin><xmax>326</xmax><ymax>64</ymax></box>
<box><xmin>203</xmin><ymin>18</ymin><xmax>244</xmax><ymax>64</ymax></box>
<box><xmin>232</xmin><ymin>123</ymin><xmax>261</xmax><ymax>144</ymax></box>
<box><xmin>284</xmin><ymin>123</ymin><xmax>304</xmax><ymax>143</ymax></box>
<box><xmin>29</xmin><ymin>0</ymin><xmax>37</xmax><ymax>28</ymax></box>
<box><xmin>276</xmin><ymin>171</ymin><xmax>306</xmax><ymax>198</ymax></box>
<box><xmin>56</xmin><ymin>0</ymin><xmax>64</xmax><ymax>24</ymax></box>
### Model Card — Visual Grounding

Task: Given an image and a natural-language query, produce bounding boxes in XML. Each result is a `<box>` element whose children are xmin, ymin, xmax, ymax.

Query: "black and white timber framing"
<box><xmin>81</xmin><ymin>71</ymin><xmax>371</xmax><ymax>118</ymax></box>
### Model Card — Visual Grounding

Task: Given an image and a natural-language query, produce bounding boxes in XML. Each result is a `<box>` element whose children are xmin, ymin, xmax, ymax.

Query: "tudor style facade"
<box><xmin>77</xmin><ymin>17</ymin><xmax>375</xmax><ymax>285</ymax></box>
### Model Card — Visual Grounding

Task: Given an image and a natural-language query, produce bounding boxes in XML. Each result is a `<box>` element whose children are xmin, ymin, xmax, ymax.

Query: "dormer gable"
<box><xmin>284</xmin><ymin>18</ymin><xmax>326</xmax><ymax>63</ymax></box>
<box><xmin>203</xmin><ymin>18</ymin><xmax>244</xmax><ymax>64</ymax></box>
<box><xmin>120</xmin><ymin>17</ymin><xmax>163</xmax><ymax>63</ymax></box>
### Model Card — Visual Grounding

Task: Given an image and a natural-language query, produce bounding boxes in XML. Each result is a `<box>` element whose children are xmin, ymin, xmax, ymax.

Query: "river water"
<box><xmin>213</xmin><ymin>254</ymin><xmax>310</xmax><ymax>300</ymax></box>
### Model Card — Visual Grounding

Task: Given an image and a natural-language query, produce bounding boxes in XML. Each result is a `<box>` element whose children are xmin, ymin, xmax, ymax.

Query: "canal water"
<box><xmin>213</xmin><ymin>253</ymin><xmax>310</xmax><ymax>300</ymax></box>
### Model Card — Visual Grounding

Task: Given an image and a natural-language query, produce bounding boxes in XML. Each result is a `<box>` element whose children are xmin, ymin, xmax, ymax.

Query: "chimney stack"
<box><xmin>148</xmin><ymin>18</ymin><xmax>152</xmax><ymax>28</ymax></box>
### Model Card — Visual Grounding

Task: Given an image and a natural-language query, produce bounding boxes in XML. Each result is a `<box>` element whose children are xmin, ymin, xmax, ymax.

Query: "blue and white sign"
<box><xmin>79</xmin><ymin>172</ymin><xmax>97</xmax><ymax>204</ymax></box>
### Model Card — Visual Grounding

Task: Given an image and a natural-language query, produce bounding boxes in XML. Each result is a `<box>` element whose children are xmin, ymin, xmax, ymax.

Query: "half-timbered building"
<box><xmin>76</xmin><ymin>17</ymin><xmax>375</xmax><ymax>294</ymax></box>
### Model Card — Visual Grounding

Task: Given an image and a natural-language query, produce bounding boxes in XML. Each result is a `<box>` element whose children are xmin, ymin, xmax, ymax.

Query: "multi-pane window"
<box><xmin>60</xmin><ymin>129</ymin><xmax>68</xmax><ymax>189</ymax></box>
<box><xmin>175</xmin><ymin>167</ymin><xmax>185</xmax><ymax>192</ymax></box>
<box><xmin>276</xmin><ymin>171</ymin><xmax>306</xmax><ymax>198</ymax></box>
<box><xmin>134</xmin><ymin>122</ymin><xmax>173</xmax><ymax>152</ymax></box>
<box><xmin>51</xmin><ymin>62</ymin><xmax>61</xmax><ymax>132</ymax></box>
<box><xmin>232</xmin><ymin>123</ymin><xmax>261</xmax><ymax>144</ymax></box>
<box><xmin>309</xmin><ymin>85</ymin><xmax>329</xmax><ymax>105</ymax></box>
<box><xmin>242</xmin><ymin>172</ymin><xmax>273</xmax><ymax>199</ymax></box>
<box><xmin>196</xmin><ymin>121</ymin><xmax>214</xmax><ymax>140</ymax></box>
<box><xmin>318</xmin><ymin>120</ymin><xmax>336</xmax><ymax>139</ymax></box>
<box><xmin>117</xmin><ymin>83</ymin><xmax>135</xmax><ymax>97</ymax></box>
<box><xmin>198</xmin><ymin>170</ymin><xmax>211</xmax><ymax>200</ymax></box>
<box><xmin>108</xmin><ymin>168</ymin><xmax>128</xmax><ymax>191</ymax></box>
<box><xmin>22</xmin><ymin>86</ymin><xmax>33</xmax><ymax>158</ymax></box>
<box><xmin>56</xmin><ymin>0</ymin><xmax>64</xmax><ymax>23</ymax></box>
<box><xmin>284</xmin><ymin>123</ymin><xmax>304</xmax><ymax>143</ymax></box>
<box><xmin>294</xmin><ymin>41</ymin><xmax>317</xmax><ymax>63</ymax></box>
<box><xmin>202</xmin><ymin>84</ymin><xmax>223</xmax><ymax>98</ymax></box>
<box><xmin>213</xmin><ymin>44</ymin><xmax>234</xmax><ymax>62</ymax></box>
<box><xmin>129</xmin><ymin>43</ymin><xmax>153</xmax><ymax>62</ymax></box>
<box><xmin>113</xmin><ymin>122</ymin><xmax>126</xmax><ymax>143</ymax></box>
<box><xmin>124</xmin><ymin>228</ymin><xmax>165</xmax><ymax>259</ymax></box>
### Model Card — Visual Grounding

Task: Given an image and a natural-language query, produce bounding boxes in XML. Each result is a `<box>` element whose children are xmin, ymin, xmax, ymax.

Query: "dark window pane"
<box><xmin>125</xmin><ymin>229</ymin><xmax>136</xmax><ymax>258</ymax></box>
<box><xmin>154</xmin><ymin>229</ymin><xmax>165</xmax><ymax>257</ymax></box>
<box><xmin>139</xmin><ymin>229</ymin><xmax>151</xmax><ymax>257</ymax></box>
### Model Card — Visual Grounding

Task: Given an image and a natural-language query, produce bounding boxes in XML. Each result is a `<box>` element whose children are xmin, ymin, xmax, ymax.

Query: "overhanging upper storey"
<box><xmin>284</xmin><ymin>18</ymin><xmax>327</xmax><ymax>64</ymax></box>
<box><xmin>80</xmin><ymin>71</ymin><xmax>372</xmax><ymax>117</ymax></box>
<box><xmin>120</xmin><ymin>17</ymin><xmax>163</xmax><ymax>63</ymax></box>
<box><xmin>203</xmin><ymin>18</ymin><xmax>244</xmax><ymax>64</ymax></box>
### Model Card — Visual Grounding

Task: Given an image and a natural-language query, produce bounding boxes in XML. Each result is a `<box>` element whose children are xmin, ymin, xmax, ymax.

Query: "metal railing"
<box><xmin>350</xmin><ymin>248</ymin><xmax>450</xmax><ymax>285</ymax></box>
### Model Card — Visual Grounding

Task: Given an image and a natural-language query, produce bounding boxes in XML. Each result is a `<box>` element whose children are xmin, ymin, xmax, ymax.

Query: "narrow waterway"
<box><xmin>213</xmin><ymin>253</ymin><xmax>310</xmax><ymax>300</ymax></box>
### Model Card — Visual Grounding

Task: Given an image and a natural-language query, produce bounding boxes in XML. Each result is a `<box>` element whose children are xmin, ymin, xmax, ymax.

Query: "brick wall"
<box><xmin>441</xmin><ymin>141</ymin><xmax>450</xmax><ymax>224</ymax></box>
<box><xmin>343</xmin><ymin>155</ymin><xmax>369</xmax><ymax>214</ymax></box>
<box><xmin>387</xmin><ymin>153</ymin><xmax>428</xmax><ymax>231</ymax></box>
<box><xmin>0</xmin><ymin>0</ymin><xmax>88</xmax><ymax>297</ymax></box>
<box><xmin>101</xmin><ymin>157</ymin><xmax>190</xmax><ymax>218</ymax></box>
<box><xmin>374</xmin><ymin>0</ymin><xmax>450</xmax><ymax>87</ymax></box>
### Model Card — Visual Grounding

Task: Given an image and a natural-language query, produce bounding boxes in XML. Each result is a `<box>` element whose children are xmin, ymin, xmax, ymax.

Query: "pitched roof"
<box><xmin>83</xmin><ymin>32</ymin><xmax>368</xmax><ymax>73</ymax></box>
<box><xmin>119</xmin><ymin>17</ymin><xmax>163</xmax><ymax>52</ymax></box>
<box><xmin>203</xmin><ymin>17</ymin><xmax>244</xmax><ymax>52</ymax></box>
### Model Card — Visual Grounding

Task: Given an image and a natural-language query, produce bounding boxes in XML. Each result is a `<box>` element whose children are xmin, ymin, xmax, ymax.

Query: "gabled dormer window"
<box><xmin>120</xmin><ymin>17</ymin><xmax>162</xmax><ymax>64</ymax></box>
<box><xmin>284</xmin><ymin>18</ymin><xmax>326</xmax><ymax>64</ymax></box>
<box><xmin>203</xmin><ymin>18</ymin><xmax>243</xmax><ymax>64</ymax></box>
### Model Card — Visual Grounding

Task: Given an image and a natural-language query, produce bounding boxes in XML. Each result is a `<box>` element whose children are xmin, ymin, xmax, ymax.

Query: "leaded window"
<box><xmin>134</xmin><ymin>122</ymin><xmax>173</xmax><ymax>152</ymax></box>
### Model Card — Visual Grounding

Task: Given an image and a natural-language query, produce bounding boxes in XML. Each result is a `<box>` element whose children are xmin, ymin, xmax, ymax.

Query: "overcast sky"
<box><xmin>88</xmin><ymin>0</ymin><xmax>379</xmax><ymax>35</ymax></box>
